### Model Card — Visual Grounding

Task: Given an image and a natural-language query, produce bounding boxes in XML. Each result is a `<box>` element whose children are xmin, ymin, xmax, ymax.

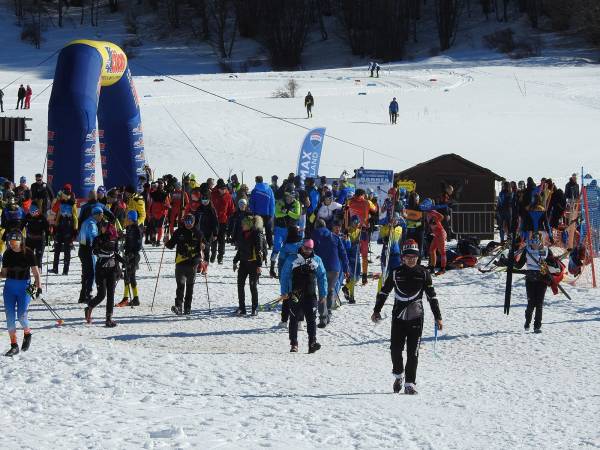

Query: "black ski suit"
<box><xmin>24</xmin><ymin>213</ymin><xmax>50</xmax><ymax>269</ymax></box>
<box><xmin>123</xmin><ymin>224</ymin><xmax>143</xmax><ymax>296</ymax></box>
<box><xmin>233</xmin><ymin>227</ymin><xmax>266</xmax><ymax>314</ymax></box>
<box><xmin>165</xmin><ymin>226</ymin><xmax>203</xmax><ymax>313</ymax></box>
<box><xmin>374</xmin><ymin>264</ymin><xmax>442</xmax><ymax>384</ymax></box>
<box><xmin>89</xmin><ymin>231</ymin><xmax>123</xmax><ymax>321</ymax></box>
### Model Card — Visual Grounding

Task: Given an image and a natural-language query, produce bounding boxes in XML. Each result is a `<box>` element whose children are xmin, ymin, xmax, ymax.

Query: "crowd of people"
<box><xmin>0</xmin><ymin>167</ymin><xmax>589</xmax><ymax>394</ymax></box>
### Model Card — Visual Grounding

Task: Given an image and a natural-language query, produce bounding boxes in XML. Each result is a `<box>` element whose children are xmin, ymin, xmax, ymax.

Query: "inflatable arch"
<box><xmin>47</xmin><ymin>40</ymin><xmax>146</xmax><ymax>198</ymax></box>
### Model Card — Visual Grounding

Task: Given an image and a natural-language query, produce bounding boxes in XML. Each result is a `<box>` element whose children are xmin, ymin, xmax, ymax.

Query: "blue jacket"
<box><xmin>389</xmin><ymin>100</ymin><xmax>399</xmax><ymax>113</ymax></box>
<box><xmin>249</xmin><ymin>183</ymin><xmax>275</xmax><ymax>217</ymax></box>
<box><xmin>312</xmin><ymin>227</ymin><xmax>349</xmax><ymax>273</ymax></box>
<box><xmin>79</xmin><ymin>216</ymin><xmax>99</xmax><ymax>246</ymax></box>
<box><xmin>306</xmin><ymin>187</ymin><xmax>320</xmax><ymax>215</ymax></box>
<box><xmin>277</xmin><ymin>240</ymin><xmax>303</xmax><ymax>273</ymax></box>
<box><xmin>337</xmin><ymin>185</ymin><xmax>355</xmax><ymax>205</ymax></box>
<box><xmin>280</xmin><ymin>252</ymin><xmax>327</xmax><ymax>298</ymax></box>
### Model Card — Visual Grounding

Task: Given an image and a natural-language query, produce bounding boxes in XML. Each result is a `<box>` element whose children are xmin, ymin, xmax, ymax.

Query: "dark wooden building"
<box><xmin>396</xmin><ymin>153</ymin><xmax>505</xmax><ymax>239</ymax></box>
<box><xmin>395</xmin><ymin>153</ymin><xmax>504</xmax><ymax>203</ymax></box>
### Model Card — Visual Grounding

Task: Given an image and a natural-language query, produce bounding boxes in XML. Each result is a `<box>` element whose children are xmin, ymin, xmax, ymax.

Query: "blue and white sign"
<box><xmin>296</xmin><ymin>127</ymin><xmax>326</xmax><ymax>184</ymax></box>
<box><xmin>355</xmin><ymin>168</ymin><xmax>394</xmax><ymax>209</ymax></box>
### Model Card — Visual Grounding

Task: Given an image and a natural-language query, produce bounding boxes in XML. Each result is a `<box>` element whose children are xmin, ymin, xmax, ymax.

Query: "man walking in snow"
<box><xmin>16</xmin><ymin>85</ymin><xmax>25</xmax><ymax>110</ymax></box>
<box><xmin>304</xmin><ymin>91</ymin><xmax>314</xmax><ymax>118</ymax></box>
<box><xmin>371</xmin><ymin>239</ymin><xmax>443</xmax><ymax>395</ymax></box>
<box><xmin>389</xmin><ymin>97</ymin><xmax>399</xmax><ymax>124</ymax></box>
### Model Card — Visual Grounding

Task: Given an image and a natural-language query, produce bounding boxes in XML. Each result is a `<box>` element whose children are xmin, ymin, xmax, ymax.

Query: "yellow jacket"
<box><xmin>126</xmin><ymin>194</ymin><xmax>146</xmax><ymax>226</ymax></box>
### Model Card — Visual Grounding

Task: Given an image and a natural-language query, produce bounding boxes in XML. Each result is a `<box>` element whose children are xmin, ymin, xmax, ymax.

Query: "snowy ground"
<box><xmin>1</xmin><ymin>243</ymin><xmax>599</xmax><ymax>449</ymax></box>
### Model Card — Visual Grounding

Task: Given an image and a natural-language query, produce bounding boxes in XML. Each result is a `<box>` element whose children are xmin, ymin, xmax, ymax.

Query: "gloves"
<box><xmin>371</xmin><ymin>311</ymin><xmax>381</xmax><ymax>323</ymax></box>
<box><xmin>36</xmin><ymin>287</ymin><xmax>42</xmax><ymax>298</ymax></box>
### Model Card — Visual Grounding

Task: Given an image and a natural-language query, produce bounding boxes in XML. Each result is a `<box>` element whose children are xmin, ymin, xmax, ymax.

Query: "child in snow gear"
<box><xmin>304</xmin><ymin>91</ymin><xmax>314</xmax><ymax>118</ymax></box>
<box><xmin>165</xmin><ymin>214</ymin><xmax>204</xmax><ymax>315</ymax></box>
<box><xmin>1</xmin><ymin>230</ymin><xmax>41</xmax><ymax>356</ymax></box>
<box><xmin>514</xmin><ymin>235</ymin><xmax>561</xmax><ymax>333</ymax></box>
<box><xmin>279</xmin><ymin>239</ymin><xmax>327</xmax><ymax>353</ymax></box>
<box><xmin>85</xmin><ymin>221</ymin><xmax>122</xmax><ymax>327</ymax></box>
<box><xmin>371</xmin><ymin>239</ymin><xmax>443</xmax><ymax>395</ymax></box>
<box><xmin>118</xmin><ymin>210</ymin><xmax>143</xmax><ymax>307</ymax></box>
<box><xmin>233</xmin><ymin>216</ymin><xmax>267</xmax><ymax>316</ymax></box>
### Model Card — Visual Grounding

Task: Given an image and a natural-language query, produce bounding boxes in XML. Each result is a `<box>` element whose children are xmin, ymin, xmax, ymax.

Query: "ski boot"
<box><xmin>105</xmin><ymin>317</ymin><xmax>117</xmax><ymax>328</ymax></box>
<box><xmin>217</xmin><ymin>257</ymin><xmax>223</xmax><ymax>265</ymax></box>
<box><xmin>290</xmin><ymin>344</ymin><xmax>298</xmax><ymax>353</ymax></box>
<box><xmin>251</xmin><ymin>308</ymin><xmax>257</xmax><ymax>317</ymax></box>
<box><xmin>116</xmin><ymin>297</ymin><xmax>130</xmax><ymax>307</ymax></box>
<box><xmin>21</xmin><ymin>333</ymin><xmax>32</xmax><ymax>352</ymax></box>
<box><xmin>269</xmin><ymin>261</ymin><xmax>277</xmax><ymax>278</ymax></box>
<box><xmin>393</xmin><ymin>374</ymin><xmax>404</xmax><ymax>393</ymax></box>
<box><xmin>5</xmin><ymin>343</ymin><xmax>19</xmax><ymax>357</ymax></box>
<box><xmin>84</xmin><ymin>306</ymin><xmax>92</xmax><ymax>324</ymax></box>
<box><xmin>171</xmin><ymin>305</ymin><xmax>183</xmax><ymax>316</ymax></box>
<box><xmin>404</xmin><ymin>383</ymin><xmax>418</xmax><ymax>395</ymax></box>
<box><xmin>308</xmin><ymin>341</ymin><xmax>321</xmax><ymax>354</ymax></box>
<box><xmin>361</xmin><ymin>273</ymin><xmax>368</xmax><ymax>285</ymax></box>
<box><xmin>129</xmin><ymin>296</ymin><xmax>140</xmax><ymax>307</ymax></box>
<box><xmin>235</xmin><ymin>308</ymin><xmax>247</xmax><ymax>316</ymax></box>
<box><xmin>317</xmin><ymin>317</ymin><xmax>327</xmax><ymax>329</ymax></box>
<box><xmin>534</xmin><ymin>327</ymin><xmax>542</xmax><ymax>334</ymax></box>
<box><xmin>277</xmin><ymin>321</ymin><xmax>288</xmax><ymax>329</ymax></box>
<box><xmin>342</xmin><ymin>285</ymin><xmax>351</xmax><ymax>301</ymax></box>
<box><xmin>524</xmin><ymin>320</ymin><xmax>531</xmax><ymax>331</ymax></box>
<box><xmin>184</xmin><ymin>307</ymin><xmax>191</xmax><ymax>315</ymax></box>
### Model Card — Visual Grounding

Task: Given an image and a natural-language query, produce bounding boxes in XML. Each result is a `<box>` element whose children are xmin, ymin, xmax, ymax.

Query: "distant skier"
<box><xmin>369</xmin><ymin>62</ymin><xmax>374</xmax><ymax>77</ymax></box>
<box><xmin>375</xmin><ymin>63</ymin><xmax>380</xmax><ymax>78</ymax></box>
<box><xmin>304</xmin><ymin>91</ymin><xmax>314</xmax><ymax>118</ymax></box>
<box><xmin>389</xmin><ymin>97</ymin><xmax>399</xmax><ymax>124</ymax></box>
<box><xmin>371</xmin><ymin>239</ymin><xmax>443</xmax><ymax>395</ymax></box>
<box><xmin>24</xmin><ymin>85</ymin><xmax>32</xmax><ymax>109</ymax></box>
<box><xmin>16</xmin><ymin>84</ymin><xmax>25</xmax><ymax>109</ymax></box>
<box><xmin>0</xmin><ymin>87</ymin><xmax>4</xmax><ymax>112</ymax></box>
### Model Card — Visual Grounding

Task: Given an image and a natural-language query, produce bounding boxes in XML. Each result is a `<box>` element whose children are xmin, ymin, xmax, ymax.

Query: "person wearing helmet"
<box><xmin>1</xmin><ymin>195</ymin><xmax>25</xmax><ymax>234</ymax></box>
<box><xmin>371</xmin><ymin>239</ymin><xmax>443</xmax><ymax>395</ymax></box>
<box><xmin>24</xmin><ymin>203</ymin><xmax>50</xmax><ymax>270</ymax></box>
<box><xmin>85</xmin><ymin>219</ymin><xmax>121</xmax><ymax>327</ymax></box>
<box><xmin>1</xmin><ymin>229</ymin><xmax>41</xmax><ymax>356</ymax></box>
<box><xmin>232</xmin><ymin>215</ymin><xmax>267</xmax><ymax>316</ymax></box>
<box><xmin>514</xmin><ymin>234</ymin><xmax>561</xmax><ymax>333</ymax></box>
<box><xmin>117</xmin><ymin>210</ymin><xmax>143</xmax><ymax>307</ymax></box>
<box><xmin>96</xmin><ymin>186</ymin><xmax>107</xmax><ymax>205</ymax></box>
<box><xmin>50</xmin><ymin>185</ymin><xmax>79</xmax><ymax>275</ymax></box>
<box><xmin>165</xmin><ymin>213</ymin><xmax>204</xmax><ymax>315</ymax></box>
<box><xmin>279</xmin><ymin>238</ymin><xmax>327</xmax><ymax>353</ymax></box>
<box><xmin>77</xmin><ymin>206</ymin><xmax>104</xmax><ymax>304</ymax></box>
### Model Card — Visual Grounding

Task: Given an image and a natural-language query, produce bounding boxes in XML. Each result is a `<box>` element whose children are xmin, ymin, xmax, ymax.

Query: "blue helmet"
<box><xmin>127</xmin><ymin>210</ymin><xmax>138</xmax><ymax>223</ymax></box>
<box><xmin>29</xmin><ymin>204</ymin><xmax>39</xmax><ymax>214</ymax></box>
<box><xmin>92</xmin><ymin>206</ymin><xmax>104</xmax><ymax>216</ymax></box>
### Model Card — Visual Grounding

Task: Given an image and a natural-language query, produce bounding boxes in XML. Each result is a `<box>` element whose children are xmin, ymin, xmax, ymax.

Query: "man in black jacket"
<box><xmin>564</xmin><ymin>173</ymin><xmax>580</xmax><ymax>203</ymax></box>
<box><xmin>30</xmin><ymin>173</ymin><xmax>54</xmax><ymax>213</ymax></box>
<box><xmin>165</xmin><ymin>214</ymin><xmax>204</xmax><ymax>315</ymax></box>
<box><xmin>16</xmin><ymin>85</ymin><xmax>26</xmax><ymax>109</ymax></box>
<box><xmin>371</xmin><ymin>239</ymin><xmax>443</xmax><ymax>395</ymax></box>
<box><xmin>233</xmin><ymin>215</ymin><xmax>266</xmax><ymax>316</ymax></box>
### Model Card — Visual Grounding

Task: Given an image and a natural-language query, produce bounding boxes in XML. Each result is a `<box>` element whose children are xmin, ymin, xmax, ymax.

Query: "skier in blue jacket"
<box><xmin>312</xmin><ymin>219</ymin><xmax>349</xmax><ymax>328</ymax></box>
<box><xmin>249</xmin><ymin>176</ymin><xmax>275</xmax><ymax>248</ymax></box>
<box><xmin>389</xmin><ymin>97</ymin><xmax>399</xmax><ymax>124</ymax></box>
<box><xmin>279</xmin><ymin>238</ymin><xmax>327</xmax><ymax>353</ymax></box>
<box><xmin>78</xmin><ymin>206</ymin><xmax>103</xmax><ymax>303</ymax></box>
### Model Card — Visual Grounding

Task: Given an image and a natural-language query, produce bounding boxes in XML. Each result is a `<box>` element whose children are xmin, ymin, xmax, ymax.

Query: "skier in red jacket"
<box><xmin>210</xmin><ymin>179</ymin><xmax>235</xmax><ymax>264</ymax></box>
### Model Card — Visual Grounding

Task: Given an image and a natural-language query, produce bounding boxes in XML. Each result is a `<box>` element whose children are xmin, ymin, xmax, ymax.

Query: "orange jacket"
<box><xmin>346</xmin><ymin>196</ymin><xmax>377</xmax><ymax>227</ymax></box>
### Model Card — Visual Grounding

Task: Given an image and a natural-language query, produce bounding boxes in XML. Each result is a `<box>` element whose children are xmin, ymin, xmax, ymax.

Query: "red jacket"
<box><xmin>211</xmin><ymin>190</ymin><xmax>235</xmax><ymax>224</ymax></box>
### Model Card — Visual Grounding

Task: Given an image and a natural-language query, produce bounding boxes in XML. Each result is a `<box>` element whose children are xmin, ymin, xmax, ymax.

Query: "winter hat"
<box><xmin>29</xmin><ymin>204</ymin><xmax>39</xmax><ymax>214</ymax></box>
<box><xmin>127</xmin><ymin>210</ymin><xmax>138</xmax><ymax>223</ymax></box>
<box><xmin>303</xmin><ymin>239</ymin><xmax>314</xmax><ymax>249</ymax></box>
<box><xmin>402</xmin><ymin>239</ymin><xmax>420</xmax><ymax>256</ymax></box>
<box><xmin>20</xmin><ymin>176</ymin><xmax>26</xmax><ymax>184</ymax></box>
<box><xmin>92</xmin><ymin>206</ymin><xmax>104</xmax><ymax>216</ymax></box>
<box><xmin>315</xmin><ymin>219</ymin><xmax>327</xmax><ymax>229</ymax></box>
<box><xmin>238</xmin><ymin>198</ymin><xmax>248</xmax><ymax>208</ymax></box>
<box><xmin>216</xmin><ymin>178</ymin><xmax>227</xmax><ymax>189</ymax></box>
<box><xmin>6</xmin><ymin>230</ymin><xmax>23</xmax><ymax>242</ymax></box>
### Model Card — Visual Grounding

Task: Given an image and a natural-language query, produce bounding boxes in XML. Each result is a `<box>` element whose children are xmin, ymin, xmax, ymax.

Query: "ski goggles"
<box><xmin>183</xmin><ymin>216</ymin><xmax>195</xmax><ymax>226</ymax></box>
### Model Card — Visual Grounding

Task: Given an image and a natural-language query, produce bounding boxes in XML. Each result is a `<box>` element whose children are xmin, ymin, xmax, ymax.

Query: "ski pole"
<box><xmin>434</xmin><ymin>322</ymin><xmax>439</xmax><ymax>358</ymax></box>
<box><xmin>38</xmin><ymin>296</ymin><xmax>64</xmax><ymax>326</ymax></box>
<box><xmin>44</xmin><ymin>241</ymin><xmax>49</xmax><ymax>292</ymax></box>
<box><xmin>204</xmin><ymin>272</ymin><xmax>212</xmax><ymax>313</ymax></box>
<box><xmin>150</xmin><ymin>244</ymin><xmax>166</xmax><ymax>312</ymax></box>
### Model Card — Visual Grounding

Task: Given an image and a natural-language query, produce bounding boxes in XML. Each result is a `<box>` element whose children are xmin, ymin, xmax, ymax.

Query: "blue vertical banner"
<box><xmin>296</xmin><ymin>127</ymin><xmax>326</xmax><ymax>183</ymax></box>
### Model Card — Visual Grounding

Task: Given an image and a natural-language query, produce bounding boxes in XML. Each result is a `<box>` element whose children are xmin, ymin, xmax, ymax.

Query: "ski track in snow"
<box><xmin>1</xmin><ymin>244</ymin><xmax>599</xmax><ymax>449</ymax></box>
